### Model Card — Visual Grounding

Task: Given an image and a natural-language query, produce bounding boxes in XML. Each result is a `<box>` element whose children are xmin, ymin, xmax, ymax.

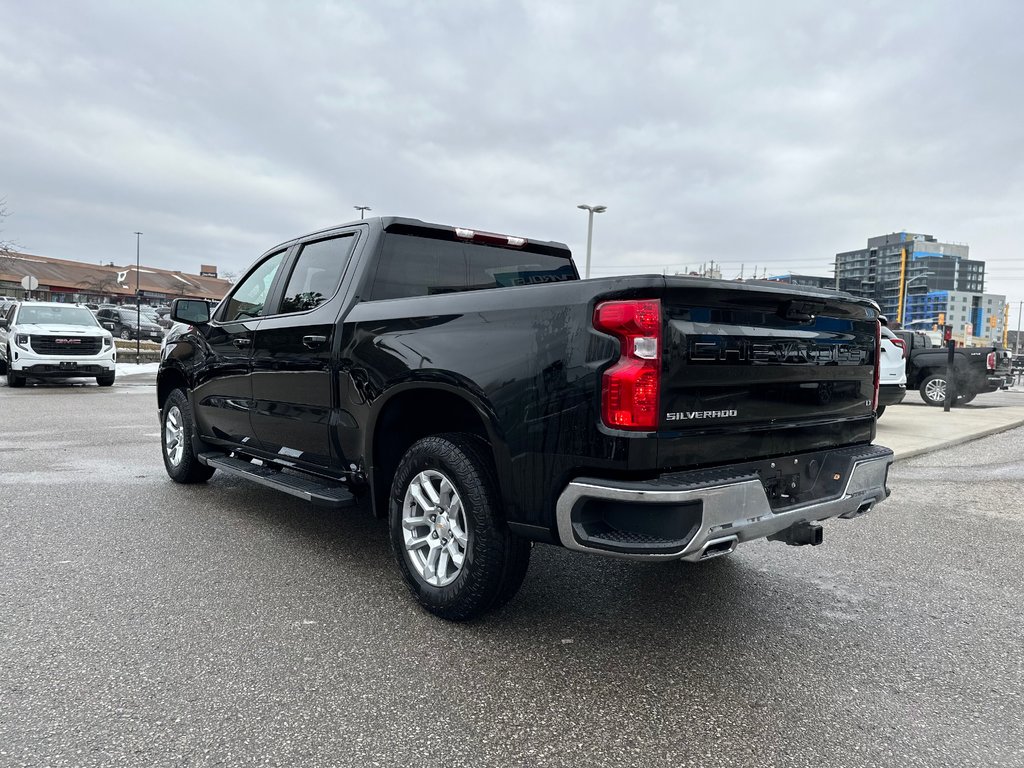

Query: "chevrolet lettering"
<box><xmin>666</xmin><ymin>410</ymin><xmax>739</xmax><ymax>420</ymax></box>
<box><xmin>688</xmin><ymin>337</ymin><xmax>867</xmax><ymax>364</ymax></box>
<box><xmin>156</xmin><ymin>216</ymin><xmax>894</xmax><ymax>621</ymax></box>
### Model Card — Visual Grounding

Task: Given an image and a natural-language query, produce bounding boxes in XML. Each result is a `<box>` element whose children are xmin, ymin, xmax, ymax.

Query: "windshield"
<box><xmin>17</xmin><ymin>305</ymin><xmax>100</xmax><ymax>327</ymax></box>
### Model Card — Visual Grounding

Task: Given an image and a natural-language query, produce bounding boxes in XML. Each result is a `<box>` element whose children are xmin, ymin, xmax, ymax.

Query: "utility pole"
<box><xmin>134</xmin><ymin>231</ymin><xmax>142</xmax><ymax>364</ymax></box>
<box><xmin>896</xmin><ymin>247</ymin><xmax>908</xmax><ymax>325</ymax></box>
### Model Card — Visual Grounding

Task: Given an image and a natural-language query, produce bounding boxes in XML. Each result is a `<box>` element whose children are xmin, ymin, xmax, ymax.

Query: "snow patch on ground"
<box><xmin>116</xmin><ymin>362</ymin><xmax>161</xmax><ymax>376</ymax></box>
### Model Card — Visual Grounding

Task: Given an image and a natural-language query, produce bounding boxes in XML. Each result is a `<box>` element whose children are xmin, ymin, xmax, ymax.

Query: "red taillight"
<box><xmin>891</xmin><ymin>336</ymin><xmax>907</xmax><ymax>359</ymax></box>
<box><xmin>987</xmin><ymin>351</ymin><xmax>996</xmax><ymax>372</ymax></box>
<box><xmin>873</xmin><ymin>321</ymin><xmax>881</xmax><ymax>412</ymax></box>
<box><xmin>594</xmin><ymin>299</ymin><xmax>661</xmax><ymax>430</ymax></box>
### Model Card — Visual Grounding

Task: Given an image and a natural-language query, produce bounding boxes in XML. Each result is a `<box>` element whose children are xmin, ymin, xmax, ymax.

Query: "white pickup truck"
<box><xmin>0</xmin><ymin>301</ymin><xmax>117</xmax><ymax>387</ymax></box>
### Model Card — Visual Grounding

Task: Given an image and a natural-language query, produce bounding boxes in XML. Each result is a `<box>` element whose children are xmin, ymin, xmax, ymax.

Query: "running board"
<box><xmin>198</xmin><ymin>452</ymin><xmax>355</xmax><ymax>508</ymax></box>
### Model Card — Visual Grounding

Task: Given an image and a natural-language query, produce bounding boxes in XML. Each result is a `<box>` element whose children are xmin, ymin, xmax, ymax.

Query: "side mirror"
<box><xmin>102</xmin><ymin>322</ymin><xmax>114</xmax><ymax>330</ymax></box>
<box><xmin>171</xmin><ymin>298</ymin><xmax>211</xmax><ymax>325</ymax></box>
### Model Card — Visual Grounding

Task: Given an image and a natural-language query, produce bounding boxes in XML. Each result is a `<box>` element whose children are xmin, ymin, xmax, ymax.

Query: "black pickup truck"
<box><xmin>894</xmin><ymin>330</ymin><xmax>1012</xmax><ymax>405</ymax></box>
<box><xmin>158</xmin><ymin>217</ymin><xmax>893</xmax><ymax>620</ymax></box>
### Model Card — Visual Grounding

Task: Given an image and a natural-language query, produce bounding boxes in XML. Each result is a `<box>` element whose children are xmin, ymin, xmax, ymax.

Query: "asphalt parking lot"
<box><xmin>2</xmin><ymin>380</ymin><xmax>1023</xmax><ymax>767</ymax></box>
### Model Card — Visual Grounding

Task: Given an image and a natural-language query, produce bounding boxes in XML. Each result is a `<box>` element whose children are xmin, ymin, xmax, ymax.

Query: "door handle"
<box><xmin>232</xmin><ymin>338</ymin><xmax>252</xmax><ymax>348</ymax></box>
<box><xmin>302</xmin><ymin>335</ymin><xmax>327</xmax><ymax>349</ymax></box>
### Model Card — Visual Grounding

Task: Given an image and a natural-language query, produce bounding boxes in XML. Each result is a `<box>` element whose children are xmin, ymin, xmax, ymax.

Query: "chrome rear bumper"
<box><xmin>555</xmin><ymin>444</ymin><xmax>893</xmax><ymax>561</ymax></box>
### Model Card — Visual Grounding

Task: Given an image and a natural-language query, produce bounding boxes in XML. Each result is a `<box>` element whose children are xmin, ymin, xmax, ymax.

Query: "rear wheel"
<box><xmin>875</xmin><ymin>404</ymin><xmax>886</xmax><ymax>418</ymax></box>
<box><xmin>161</xmin><ymin>388</ymin><xmax>215</xmax><ymax>483</ymax></box>
<box><xmin>119</xmin><ymin>328</ymin><xmax>132</xmax><ymax>340</ymax></box>
<box><xmin>958</xmin><ymin>392</ymin><xmax>977</xmax><ymax>405</ymax></box>
<box><xmin>920</xmin><ymin>374</ymin><xmax>948</xmax><ymax>406</ymax></box>
<box><xmin>389</xmin><ymin>433</ymin><xmax>530</xmax><ymax>621</ymax></box>
<box><xmin>96</xmin><ymin>373</ymin><xmax>115</xmax><ymax>387</ymax></box>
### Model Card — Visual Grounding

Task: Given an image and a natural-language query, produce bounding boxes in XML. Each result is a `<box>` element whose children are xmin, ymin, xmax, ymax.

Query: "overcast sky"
<box><xmin>2</xmin><ymin>0</ymin><xmax>1023</xmax><ymax>309</ymax></box>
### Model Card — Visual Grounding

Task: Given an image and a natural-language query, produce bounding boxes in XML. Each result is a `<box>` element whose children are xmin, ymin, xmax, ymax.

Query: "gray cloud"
<box><xmin>1</xmin><ymin>0</ymin><xmax>1023</xmax><ymax>309</ymax></box>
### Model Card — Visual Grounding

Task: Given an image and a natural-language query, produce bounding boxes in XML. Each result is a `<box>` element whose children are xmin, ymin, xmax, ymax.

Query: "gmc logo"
<box><xmin>54</xmin><ymin>338</ymin><xmax>82</xmax><ymax>344</ymax></box>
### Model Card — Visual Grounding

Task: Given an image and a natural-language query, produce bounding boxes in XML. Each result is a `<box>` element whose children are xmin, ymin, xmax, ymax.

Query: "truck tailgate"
<box><xmin>657</xmin><ymin>281</ymin><xmax>878</xmax><ymax>467</ymax></box>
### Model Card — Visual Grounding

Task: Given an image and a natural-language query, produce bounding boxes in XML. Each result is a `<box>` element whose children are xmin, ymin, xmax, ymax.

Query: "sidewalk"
<box><xmin>876</xmin><ymin>395</ymin><xmax>1024</xmax><ymax>461</ymax></box>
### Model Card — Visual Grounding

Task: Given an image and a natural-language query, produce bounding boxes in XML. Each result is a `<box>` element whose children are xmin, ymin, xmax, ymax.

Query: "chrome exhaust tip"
<box><xmin>698</xmin><ymin>535</ymin><xmax>738</xmax><ymax>561</ymax></box>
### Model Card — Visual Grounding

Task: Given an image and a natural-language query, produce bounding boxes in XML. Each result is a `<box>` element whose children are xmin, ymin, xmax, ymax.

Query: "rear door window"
<box><xmin>369</xmin><ymin>234</ymin><xmax>576</xmax><ymax>300</ymax></box>
<box><xmin>276</xmin><ymin>235</ymin><xmax>356</xmax><ymax>314</ymax></box>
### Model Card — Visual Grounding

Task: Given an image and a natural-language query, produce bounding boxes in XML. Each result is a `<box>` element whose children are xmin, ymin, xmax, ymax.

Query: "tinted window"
<box><xmin>278</xmin><ymin>235</ymin><xmax>355</xmax><ymax>314</ymax></box>
<box><xmin>369</xmin><ymin>234</ymin><xmax>576</xmax><ymax>301</ymax></box>
<box><xmin>219</xmin><ymin>251</ymin><xmax>287</xmax><ymax>322</ymax></box>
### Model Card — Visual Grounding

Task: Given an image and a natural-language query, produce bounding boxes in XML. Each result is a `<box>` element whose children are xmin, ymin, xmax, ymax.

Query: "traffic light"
<box><xmin>938</xmin><ymin>312</ymin><xmax>945</xmax><ymax>325</ymax></box>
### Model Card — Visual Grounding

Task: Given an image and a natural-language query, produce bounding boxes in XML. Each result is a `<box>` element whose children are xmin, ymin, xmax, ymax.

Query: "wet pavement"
<box><xmin>2</xmin><ymin>381</ymin><xmax>1022</xmax><ymax>767</ymax></box>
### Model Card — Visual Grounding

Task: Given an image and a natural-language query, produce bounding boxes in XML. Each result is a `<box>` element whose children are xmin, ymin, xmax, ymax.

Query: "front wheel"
<box><xmin>875</xmin><ymin>404</ymin><xmax>886</xmax><ymax>418</ymax></box>
<box><xmin>161</xmin><ymin>388</ymin><xmax>215</xmax><ymax>483</ymax></box>
<box><xmin>958</xmin><ymin>392</ymin><xmax>977</xmax><ymax>405</ymax></box>
<box><xmin>389</xmin><ymin>434</ymin><xmax>530</xmax><ymax>621</ymax></box>
<box><xmin>6</xmin><ymin>350</ymin><xmax>25</xmax><ymax>387</ymax></box>
<box><xmin>96</xmin><ymin>373</ymin><xmax>115</xmax><ymax>387</ymax></box>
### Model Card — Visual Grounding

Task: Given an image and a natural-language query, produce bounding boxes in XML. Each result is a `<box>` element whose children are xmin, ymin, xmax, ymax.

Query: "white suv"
<box><xmin>0</xmin><ymin>301</ymin><xmax>116</xmax><ymax>387</ymax></box>
<box><xmin>877</xmin><ymin>324</ymin><xmax>908</xmax><ymax>417</ymax></box>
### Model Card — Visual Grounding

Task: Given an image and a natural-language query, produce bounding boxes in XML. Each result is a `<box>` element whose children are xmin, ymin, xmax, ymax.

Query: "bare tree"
<box><xmin>76</xmin><ymin>271</ymin><xmax>123</xmax><ymax>302</ymax></box>
<box><xmin>0</xmin><ymin>198</ymin><xmax>20</xmax><ymax>276</ymax></box>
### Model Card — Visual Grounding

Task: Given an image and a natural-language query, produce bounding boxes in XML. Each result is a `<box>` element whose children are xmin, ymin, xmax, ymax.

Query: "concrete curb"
<box><xmin>875</xmin><ymin>393</ymin><xmax>1024</xmax><ymax>462</ymax></box>
<box><xmin>889</xmin><ymin>416</ymin><xmax>1024</xmax><ymax>462</ymax></box>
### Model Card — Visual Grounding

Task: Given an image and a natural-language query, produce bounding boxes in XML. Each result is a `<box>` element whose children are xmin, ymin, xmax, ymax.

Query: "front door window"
<box><xmin>219</xmin><ymin>251</ymin><xmax>286</xmax><ymax>322</ymax></box>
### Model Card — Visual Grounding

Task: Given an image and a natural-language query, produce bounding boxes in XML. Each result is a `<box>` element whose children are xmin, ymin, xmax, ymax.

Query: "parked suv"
<box><xmin>96</xmin><ymin>307</ymin><xmax>164</xmax><ymax>341</ymax></box>
<box><xmin>877</xmin><ymin>323</ymin><xmax>907</xmax><ymax>417</ymax></box>
<box><xmin>0</xmin><ymin>301</ymin><xmax>116</xmax><ymax>386</ymax></box>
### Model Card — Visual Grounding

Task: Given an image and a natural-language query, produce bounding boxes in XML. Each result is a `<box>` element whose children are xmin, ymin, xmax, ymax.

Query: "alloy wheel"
<box><xmin>924</xmin><ymin>378</ymin><xmax>946</xmax><ymax>403</ymax></box>
<box><xmin>401</xmin><ymin>469</ymin><xmax>468</xmax><ymax>587</ymax></box>
<box><xmin>164</xmin><ymin>405</ymin><xmax>185</xmax><ymax>467</ymax></box>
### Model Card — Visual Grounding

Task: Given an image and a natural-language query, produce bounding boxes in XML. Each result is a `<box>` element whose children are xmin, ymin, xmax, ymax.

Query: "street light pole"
<box><xmin>134</xmin><ymin>231</ymin><xmax>142</xmax><ymax>364</ymax></box>
<box><xmin>577</xmin><ymin>204</ymin><xmax>607</xmax><ymax>279</ymax></box>
<box><xmin>354</xmin><ymin>205</ymin><xmax>371</xmax><ymax>220</ymax></box>
<box><xmin>901</xmin><ymin>272</ymin><xmax>934</xmax><ymax>327</ymax></box>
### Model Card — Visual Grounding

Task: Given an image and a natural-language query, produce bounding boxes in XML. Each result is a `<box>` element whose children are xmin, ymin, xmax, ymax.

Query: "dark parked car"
<box><xmin>96</xmin><ymin>307</ymin><xmax>164</xmax><ymax>341</ymax></box>
<box><xmin>153</xmin><ymin>306</ymin><xmax>175</xmax><ymax>330</ymax></box>
<box><xmin>894</xmin><ymin>330</ymin><xmax>1012</xmax><ymax>405</ymax></box>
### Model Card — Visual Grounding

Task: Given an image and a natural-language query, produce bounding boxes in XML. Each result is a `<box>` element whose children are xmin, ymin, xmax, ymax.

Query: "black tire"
<box><xmin>389</xmin><ymin>433</ymin><xmax>530</xmax><ymax>621</ymax></box>
<box><xmin>919</xmin><ymin>374</ymin><xmax>948</xmax><ymax>407</ymax></box>
<box><xmin>161</xmin><ymin>388</ymin><xmax>215</xmax><ymax>483</ymax></box>
<box><xmin>96</xmin><ymin>373</ymin><xmax>115</xmax><ymax>387</ymax></box>
<box><xmin>875</xmin><ymin>404</ymin><xmax>886</xmax><ymax>418</ymax></box>
<box><xmin>958</xmin><ymin>392</ymin><xmax>976</xmax><ymax>405</ymax></box>
<box><xmin>0</xmin><ymin>354</ymin><xmax>6</xmax><ymax>375</ymax></box>
<box><xmin>119</xmin><ymin>327</ymin><xmax>132</xmax><ymax>340</ymax></box>
<box><xmin>7</xmin><ymin>350</ymin><xmax>25</xmax><ymax>387</ymax></box>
